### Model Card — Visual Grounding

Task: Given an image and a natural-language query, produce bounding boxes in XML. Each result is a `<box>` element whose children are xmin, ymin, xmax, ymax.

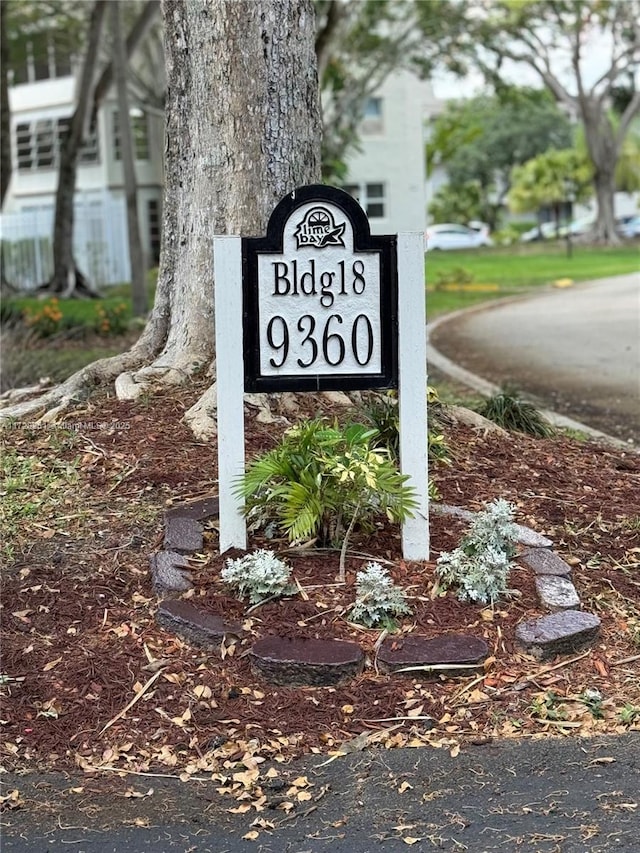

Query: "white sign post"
<box><xmin>214</xmin><ymin>236</ymin><xmax>247</xmax><ymax>552</ymax></box>
<box><xmin>215</xmin><ymin>185</ymin><xmax>428</xmax><ymax>560</ymax></box>
<box><xmin>397</xmin><ymin>232</ymin><xmax>429</xmax><ymax>559</ymax></box>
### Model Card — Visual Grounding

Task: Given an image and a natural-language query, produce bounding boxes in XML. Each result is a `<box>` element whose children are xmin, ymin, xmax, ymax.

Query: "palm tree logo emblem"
<box><xmin>294</xmin><ymin>206</ymin><xmax>346</xmax><ymax>249</ymax></box>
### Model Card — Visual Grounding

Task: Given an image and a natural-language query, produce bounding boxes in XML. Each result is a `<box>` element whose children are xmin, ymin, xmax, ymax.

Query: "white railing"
<box><xmin>0</xmin><ymin>192</ymin><xmax>131</xmax><ymax>289</ymax></box>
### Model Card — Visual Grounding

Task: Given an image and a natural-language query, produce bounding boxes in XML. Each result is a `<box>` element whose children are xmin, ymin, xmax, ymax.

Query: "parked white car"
<box><xmin>425</xmin><ymin>223</ymin><xmax>493</xmax><ymax>251</ymax></box>
<box><xmin>619</xmin><ymin>215</ymin><xmax>640</xmax><ymax>238</ymax></box>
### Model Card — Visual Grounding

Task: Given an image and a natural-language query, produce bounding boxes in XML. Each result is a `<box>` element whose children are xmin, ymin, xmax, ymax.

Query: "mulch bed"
<box><xmin>2</xmin><ymin>385</ymin><xmax>639</xmax><ymax>780</ymax></box>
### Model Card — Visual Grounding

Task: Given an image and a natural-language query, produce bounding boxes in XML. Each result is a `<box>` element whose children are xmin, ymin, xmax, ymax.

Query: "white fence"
<box><xmin>0</xmin><ymin>193</ymin><xmax>131</xmax><ymax>289</ymax></box>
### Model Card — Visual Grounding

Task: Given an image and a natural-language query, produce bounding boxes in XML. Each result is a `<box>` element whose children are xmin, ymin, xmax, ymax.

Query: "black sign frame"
<box><xmin>242</xmin><ymin>185</ymin><xmax>398</xmax><ymax>393</ymax></box>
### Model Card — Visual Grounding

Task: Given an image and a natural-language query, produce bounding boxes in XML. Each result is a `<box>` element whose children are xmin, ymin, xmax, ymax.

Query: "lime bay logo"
<box><xmin>294</xmin><ymin>206</ymin><xmax>346</xmax><ymax>249</ymax></box>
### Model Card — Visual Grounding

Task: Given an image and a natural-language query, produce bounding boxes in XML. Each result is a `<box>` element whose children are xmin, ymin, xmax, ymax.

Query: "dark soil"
<box><xmin>1</xmin><ymin>384</ymin><xmax>639</xmax><ymax>782</ymax></box>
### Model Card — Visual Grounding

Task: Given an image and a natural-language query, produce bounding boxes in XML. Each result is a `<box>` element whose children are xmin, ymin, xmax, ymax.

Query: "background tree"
<box><xmin>3</xmin><ymin>0</ymin><xmax>160</xmax><ymax>296</ymax></box>
<box><xmin>45</xmin><ymin>1</ymin><xmax>107</xmax><ymax>297</ymax></box>
<box><xmin>508</xmin><ymin>149</ymin><xmax>593</xmax><ymax>231</ymax></box>
<box><xmin>426</xmin><ymin>87</ymin><xmax>573</xmax><ymax>228</ymax></box>
<box><xmin>1</xmin><ymin>4</ymin><xmax>11</xmax><ymax>208</ymax></box>
<box><xmin>111</xmin><ymin>1</ymin><xmax>147</xmax><ymax>317</ymax></box>
<box><xmin>460</xmin><ymin>0</ymin><xmax>640</xmax><ymax>242</ymax></box>
<box><xmin>1</xmin><ymin>0</ymin><xmax>87</xmax><ymax>291</ymax></box>
<box><xmin>1</xmin><ymin>0</ymin><xmax>322</xmax><ymax>437</ymax></box>
<box><xmin>428</xmin><ymin>180</ymin><xmax>489</xmax><ymax>227</ymax></box>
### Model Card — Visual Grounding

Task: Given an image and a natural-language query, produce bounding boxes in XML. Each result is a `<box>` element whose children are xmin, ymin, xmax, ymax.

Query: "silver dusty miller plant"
<box><xmin>348</xmin><ymin>562</ymin><xmax>412</xmax><ymax>628</ymax></box>
<box><xmin>436</xmin><ymin>498</ymin><xmax>519</xmax><ymax>604</ymax></box>
<box><xmin>221</xmin><ymin>549</ymin><xmax>294</xmax><ymax>605</ymax></box>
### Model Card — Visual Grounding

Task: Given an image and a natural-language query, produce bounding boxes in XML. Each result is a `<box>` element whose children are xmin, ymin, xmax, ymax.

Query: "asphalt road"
<box><xmin>2</xmin><ymin>735</ymin><xmax>639</xmax><ymax>852</ymax></box>
<box><xmin>430</xmin><ymin>274</ymin><xmax>640</xmax><ymax>444</ymax></box>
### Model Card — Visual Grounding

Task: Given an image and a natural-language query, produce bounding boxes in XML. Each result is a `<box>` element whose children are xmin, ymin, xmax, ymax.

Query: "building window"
<box><xmin>361</xmin><ymin>96</ymin><xmax>384</xmax><ymax>134</ymax></box>
<box><xmin>341</xmin><ymin>182</ymin><xmax>386</xmax><ymax>219</ymax></box>
<box><xmin>15</xmin><ymin>118</ymin><xmax>99</xmax><ymax>172</ymax></box>
<box><xmin>363</xmin><ymin>97</ymin><xmax>382</xmax><ymax>119</ymax></box>
<box><xmin>113</xmin><ymin>109</ymin><xmax>150</xmax><ymax>161</ymax></box>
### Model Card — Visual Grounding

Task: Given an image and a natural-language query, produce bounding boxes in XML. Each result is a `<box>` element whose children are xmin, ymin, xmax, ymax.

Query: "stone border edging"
<box><xmin>149</xmin><ymin>496</ymin><xmax>601</xmax><ymax>682</ymax></box>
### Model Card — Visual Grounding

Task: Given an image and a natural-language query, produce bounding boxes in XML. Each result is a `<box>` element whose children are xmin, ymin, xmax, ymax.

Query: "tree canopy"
<box><xmin>454</xmin><ymin>0</ymin><xmax>640</xmax><ymax>242</ymax></box>
<box><xmin>427</xmin><ymin>87</ymin><xmax>573</xmax><ymax>226</ymax></box>
<box><xmin>508</xmin><ymin>148</ymin><xmax>593</xmax><ymax>221</ymax></box>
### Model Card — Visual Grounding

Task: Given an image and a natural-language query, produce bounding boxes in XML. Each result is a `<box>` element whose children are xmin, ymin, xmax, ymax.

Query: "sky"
<box><xmin>430</xmin><ymin>27</ymin><xmax>621</xmax><ymax>101</ymax></box>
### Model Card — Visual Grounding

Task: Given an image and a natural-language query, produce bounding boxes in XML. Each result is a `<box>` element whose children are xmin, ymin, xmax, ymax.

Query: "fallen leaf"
<box><xmin>398</xmin><ymin>781</ymin><xmax>413</xmax><ymax>793</ymax></box>
<box><xmin>242</xmin><ymin>830</ymin><xmax>259</xmax><ymax>841</ymax></box>
<box><xmin>0</xmin><ymin>790</ymin><xmax>23</xmax><ymax>811</ymax></box>
<box><xmin>403</xmin><ymin>837</ymin><xmax>422</xmax><ymax>845</ymax></box>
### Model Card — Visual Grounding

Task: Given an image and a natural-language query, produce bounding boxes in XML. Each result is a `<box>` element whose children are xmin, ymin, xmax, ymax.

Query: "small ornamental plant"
<box><xmin>95</xmin><ymin>302</ymin><xmax>129</xmax><ymax>337</ymax></box>
<box><xmin>348</xmin><ymin>562</ymin><xmax>412</xmax><ymax>628</ymax></box>
<box><xmin>237</xmin><ymin>418</ymin><xmax>417</xmax><ymax>580</ymax></box>
<box><xmin>23</xmin><ymin>298</ymin><xmax>63</xmax><ymax>337</ymax></box>
<box><xmin>435</xmin><ymin>498</ymin><xmax>519</xmax><ymax>604</ymax></box>
<box><xmin>221</xmin><ymin>549</ymin><xmax>294</xmax><ymax>605</ymax></box>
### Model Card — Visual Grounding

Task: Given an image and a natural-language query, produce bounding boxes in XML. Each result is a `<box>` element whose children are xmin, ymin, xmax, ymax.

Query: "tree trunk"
<box><xmin>48</xmin><ymin>1</ymin><xmax>107</xmax><ymax>297</ymax></box>
<box><xmin>92</xmin><ymin>0</ymin><xmax>161</xmax><ymax>122</ymax></box>
<box><xmin>124</xmin><ymin>0</ymin><xmax>322</xmax><ymax>435</ymax></box>
<box><xmin>582</xmin><ymin>102</ymin><xmax>620</xmax><ymax>243</ymax></box>
<box><xmin>111</xmin><ymin>1</ymin><xmax>147</xmax><ymax>317</ymax></box>
<box><xmin>1</xmin><ymin>6</ymin><xmax>14</xmax><ymax>293</ymax></box>
<box><xmin>1</xmin><ymin>6</ymin><xmax>10</xmax><ymax>208</ymax></box>
<box><xmin>1</xmin><ymin>0</ymin><xmax>322</xmax><ymax>429</ymax></box>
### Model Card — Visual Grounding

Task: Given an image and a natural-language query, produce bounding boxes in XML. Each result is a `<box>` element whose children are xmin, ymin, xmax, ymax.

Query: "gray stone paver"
<box><xmin>521</xmin><ymin>547</ymin><xmax>573</xmax><ymax>576</ymax></box>
<box><xmin>535</xmin><ymin>575</ymin><xmax>580</xmax><ymax>610</ymax></box>
<box><xmin>515</xmin><ymin>610</ymin><xmax>601</xmax><ymax>660</ymax></box>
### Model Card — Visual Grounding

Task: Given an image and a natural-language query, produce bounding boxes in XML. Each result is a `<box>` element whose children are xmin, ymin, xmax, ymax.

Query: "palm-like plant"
<box><xmin>236</xmin><ymin>418</ymin><xmax>417</xmax><ymax>580</ymax></box>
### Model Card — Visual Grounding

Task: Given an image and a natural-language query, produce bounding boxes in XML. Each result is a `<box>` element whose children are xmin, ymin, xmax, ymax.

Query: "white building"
<box><xmin>2</xmin><ymin>33</ymin><xmax>164</xmax><ymax>288</ymax></box>
<box><xmin>340</xmin><ymin>70</ymin><xmax>443</xmax><ymax>235</ymax></box>
<box><xmin>2</xmin><ymin>41</ymin><xmax>439</xmax><ymax>287</ymax></box>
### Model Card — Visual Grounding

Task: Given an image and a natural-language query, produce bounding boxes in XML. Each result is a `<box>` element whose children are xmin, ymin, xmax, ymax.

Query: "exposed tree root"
<box><xmin>0</xmin><ymin>317</ymin><xmax>167</xmax><ymax>422</ymax></box>
<box><xmin>184</xmin><ymin>382</ymin><xmax>218</xmax><ymax>440</ymax></box>
<box><xmin>38</xmin><ymin>266</ymin><xmax>102</xmax><ymax>299</ymax></box>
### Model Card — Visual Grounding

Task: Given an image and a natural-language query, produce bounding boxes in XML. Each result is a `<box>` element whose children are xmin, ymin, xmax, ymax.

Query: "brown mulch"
<box><xmin>1</xmin><ymin>384</ymin><xmax>639</xmax><ymax>780</ymax></box>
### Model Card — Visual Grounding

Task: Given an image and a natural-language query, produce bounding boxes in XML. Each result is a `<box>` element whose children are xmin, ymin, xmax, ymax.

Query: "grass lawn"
<box><xmin>2</xmin><ymin>244</ymin><xmax>637</xmax><ymax>389</ymax></box>
<box><xmin>426</xmin><ymin>241</ymin><xmax>639</xmax><ymax>318</ymax></box>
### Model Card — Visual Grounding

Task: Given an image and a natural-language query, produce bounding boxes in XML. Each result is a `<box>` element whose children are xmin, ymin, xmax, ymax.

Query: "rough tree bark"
<box><xmin>111</xmin><ymin>1</ymin><xmax>147</xmax><ymax>317</ymax></box>
<box><xmin>1</xmin><ymin>0</ymin><xmax>322</xmax><ymax>433</ymax></box>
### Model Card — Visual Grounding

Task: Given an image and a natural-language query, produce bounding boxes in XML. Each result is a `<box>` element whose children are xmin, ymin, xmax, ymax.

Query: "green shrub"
<box><xmin>237</xmin><ymin>418</ymin><xmax>417</xmax><ymax>578</ymax></box>
<box><xmin>22</xmin><ymin>298</ymin><xmax>63</xmax><ymax>337</ymax></box>
<box><xmin>477</xmin><ymin>386</ymin><xmax>555</xmax><ymax>437</ymax></box>
<box><xmin>360</xmin><ymin>389</ymin><xmax>451</xmax><ymax>470</ymax></box>
<box><xmin>348</xmin><ymin>562</ymin><xmax>412</xmax><ymax>628</ymax></box>
<box><xmin>94</xmin><ymin>302</ymin><xmax>130</xmax><ymax>336</ymax></box>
